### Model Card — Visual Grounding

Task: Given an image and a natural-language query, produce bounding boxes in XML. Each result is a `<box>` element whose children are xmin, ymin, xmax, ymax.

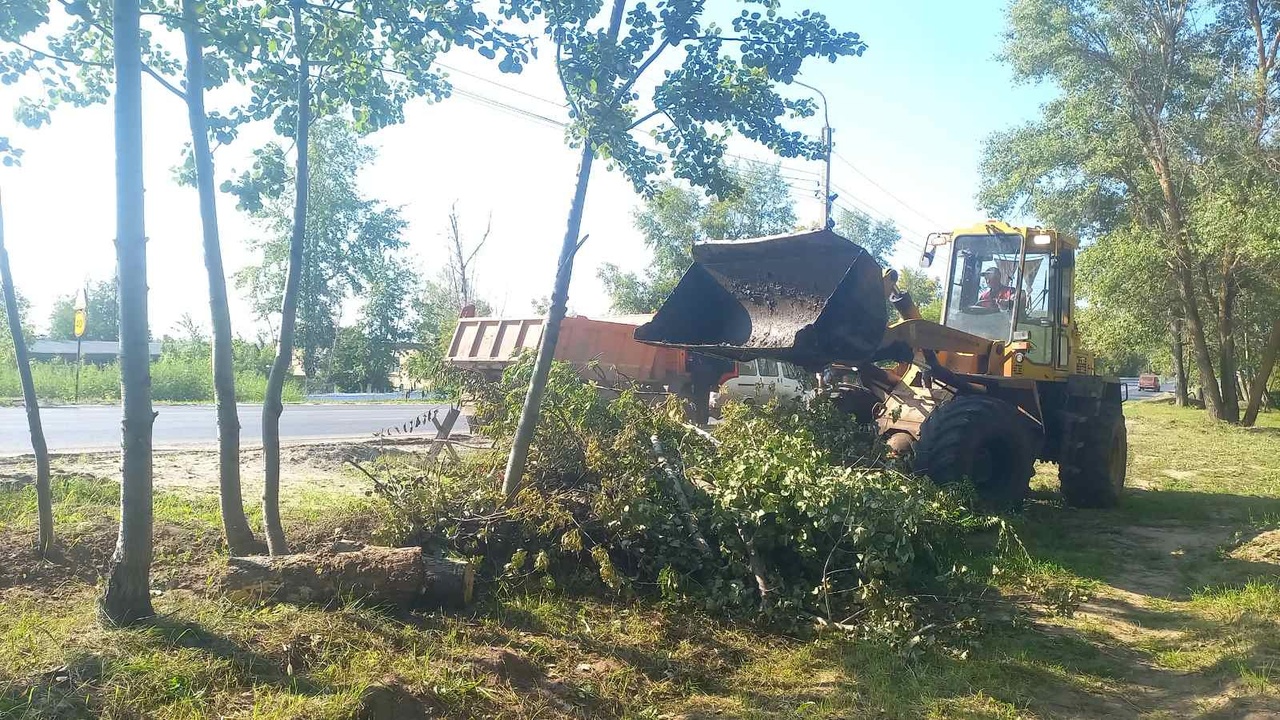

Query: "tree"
<box><xmin>0</xmin><ymin>287</ymin><xmax>30</xmax><ymax>366</ymax></box>
<box><xmin>48</xmin><ymin>279</ymin><xmax>119</xmax><ymax>341</ymax></box>
<box><xmin>180</xmin><ymin>0</ymin><xmax>258</xmax><ymax>556</ymax></box>
<box><xmin>835</xmin><ymin>207</ymin><xmax>899</xmax><ymax>267</ymax></box>
<box><xmin>236</xmin><ymin>119</ymin><xmax>410</xmax><ymax>380</ymax></box>
<box><xmin>100</xmin><ymin>0</ymin><xmax>154</xmax><ymax>625</ymax></box>
<box><xmin>598</xmin><ymin>163</ymin><xmax>798</xmax><ymax>313</ymax></box>
<box><xmin>896</xmin><ymin>267</ymin><xmax>942</xmax><ymax>323</ymax></box>
<box><xmin>499</xmin><ymin>0</ymin><xmax>866</xmax><ymax>497</ymax></box>
<box><xmin>442</xmin><ymin>202</ymin><xmax>490</xmax><ymax>313</ymax></box>
<box><xmin>986</xmin><ymin>0</ymin><xmax>1280</xmax><ymax>422</ymax></box>
<box><xmin>1</xmin><ymin>192</ymin><xmax>53</xmax><ymax>558</ymax></box>
<box><xmin>332</xmin><ymin>255</ymin><xmax>419</xmax><ymax>392</ymax></box>
<box><xmin>404</xmin><ymin>205</ymin><xmax>495</xmax><ymax>395</ymax></box>
<box><xmin>217</xmin><ymin>3</ymin><xmax>528</xmax><ymax>556</ymax></box>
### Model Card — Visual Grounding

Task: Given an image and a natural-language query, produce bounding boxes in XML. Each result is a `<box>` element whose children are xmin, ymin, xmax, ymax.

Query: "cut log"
<box><xmin>222</xmin><ymin>543</ymin><xmax>473</xmax><ymax>608</ymax></box>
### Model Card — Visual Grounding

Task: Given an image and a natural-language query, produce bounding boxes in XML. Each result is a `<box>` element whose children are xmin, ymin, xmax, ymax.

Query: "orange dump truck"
<box><xmin>447</xmin><ymin>315</ymin><xmax>692</xmax><ymax>390</ymax></box>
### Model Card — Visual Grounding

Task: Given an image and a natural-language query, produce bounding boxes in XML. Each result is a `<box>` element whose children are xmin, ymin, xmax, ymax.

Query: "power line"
<box><xmin>832</xmin><ymin>151</ymin><xmax>945</xmax><ymax>229</ymax></box>
<box><xmin>436</xmin><ymin>61</ymin><xmax>570</xmax><ymax>111</ymax></box>
<box><xmin>831</xmin><ymin>184</ymin><xmax>931</xmax><ymax>240</ymax></box>
<box><xmin>450</xmin><ymin>86</ymin><xmax>568</xmax><ymax>130</ymax></box>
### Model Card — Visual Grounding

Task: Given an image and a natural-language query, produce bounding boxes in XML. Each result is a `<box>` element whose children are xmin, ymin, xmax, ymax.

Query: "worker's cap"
<box><xmin>981</xmin><ymin>266</ymin><xmax>1001</xmax><ymax>277</ymax></box>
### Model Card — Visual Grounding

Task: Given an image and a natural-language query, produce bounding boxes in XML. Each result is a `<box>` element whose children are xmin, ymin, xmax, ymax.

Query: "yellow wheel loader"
<box><xmin>635</xmin><ymin>221</ymin><xmax>1127</xmax><ymax>511</ymax></box>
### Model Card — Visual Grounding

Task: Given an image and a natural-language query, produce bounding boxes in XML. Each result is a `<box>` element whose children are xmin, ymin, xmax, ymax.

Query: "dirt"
<box><xmin>0</xmin><ymin>439</ymin><xmax>454</xmax><ymax>500</ymax></box>
<box><xmin>0</xmin><ymin>517</ymin><xmax>116</xmax><ymax>594</ymax></box>
<box><xmin>1230</xmin><ymin>529</ymin><xmax>1280</xmax><ymax>565</ymax></box>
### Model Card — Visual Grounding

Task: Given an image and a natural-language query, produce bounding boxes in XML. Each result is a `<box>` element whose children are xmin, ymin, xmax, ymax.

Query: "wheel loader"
<box><xmin>634</xmin><ymin>221</ymin><xmax>1127</xmax><ymax>510</ymax></box>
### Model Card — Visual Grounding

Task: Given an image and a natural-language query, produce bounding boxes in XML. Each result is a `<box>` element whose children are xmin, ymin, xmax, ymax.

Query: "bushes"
<box><xmin>370</xmin><ymin>358</ymin><xmax>1000</xmax><ymax>640</ymax></box>
<box><xmin>0</xmin><ymin>358</ymin><xmax>302</xmax><ymax>403</ymax></box>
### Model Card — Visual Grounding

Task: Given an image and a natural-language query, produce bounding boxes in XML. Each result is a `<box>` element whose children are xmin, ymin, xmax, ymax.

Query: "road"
<box><xmin>0</xmin><ymin>403</ymin><xmax>466</xmax><ymax>455</ymax></box>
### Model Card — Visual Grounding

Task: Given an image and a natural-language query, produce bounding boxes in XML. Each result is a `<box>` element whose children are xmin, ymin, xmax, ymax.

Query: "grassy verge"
<box><xmin>0</xmin><ymin>360</ymin><xmax>304</xmax><ymax>404</ymax></box>
<box><xmin>1</xmin><ymin>402</ymin><xmax>1278</xmax><ymax>718</ymax></box>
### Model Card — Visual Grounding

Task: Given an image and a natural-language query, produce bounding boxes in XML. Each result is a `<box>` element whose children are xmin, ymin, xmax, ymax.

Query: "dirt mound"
<box><xmin>1230</xmin><ymin>529</ymin><xmax>1280</xmax><ymax>565</ymax></box>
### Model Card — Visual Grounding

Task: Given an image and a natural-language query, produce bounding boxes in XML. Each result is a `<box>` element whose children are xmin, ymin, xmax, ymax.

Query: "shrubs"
<box><xmin>0</xmin><ymin>358</ymin><xmax>303</xmax><ymax>403</ymax></box>
<box><xmin>370</xmin><ymin>358</ymin><xmax>1000</xmax><ymax>640</ymax></box>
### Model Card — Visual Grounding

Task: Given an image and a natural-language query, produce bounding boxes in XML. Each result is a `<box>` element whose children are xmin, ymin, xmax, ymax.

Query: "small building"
<box><xmin>29</xmin><ymin>340</ymin><xmax>163</xmax><ymax>364</ymax></box>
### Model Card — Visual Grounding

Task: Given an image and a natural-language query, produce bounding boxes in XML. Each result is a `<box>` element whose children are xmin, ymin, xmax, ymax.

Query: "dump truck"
<box><xmin>635</xmin><ymin>222</ymin><xmax>1126</xmax><ymax>510</ymax></box>
<box><xmin>447</xmin><ymin>315</ymin><xmax>731</xmax><ymax>418</ymax></box>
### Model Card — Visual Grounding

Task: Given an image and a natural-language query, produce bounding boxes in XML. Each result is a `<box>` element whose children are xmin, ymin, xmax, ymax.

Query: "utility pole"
<box><xmin>794</xmin><ymin>80</ymin><xmax>834</xmax><ymax>229</ymax></box>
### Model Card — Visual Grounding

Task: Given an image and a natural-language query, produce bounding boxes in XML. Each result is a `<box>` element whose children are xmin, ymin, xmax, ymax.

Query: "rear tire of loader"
<box><xmin>913</xmin><ymin>395</ymin><xmax>1037</xmax><ymax>512</ymax></box>
<box><xmin>1058</xmin><ymin>406</ymin><xmax>1127</xmax><ymax>509</ymax></box>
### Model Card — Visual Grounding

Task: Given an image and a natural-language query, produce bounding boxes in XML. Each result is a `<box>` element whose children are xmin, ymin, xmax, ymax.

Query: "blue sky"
<box><xmin>0</xmin><ymin>0</ymin><xmax>1051</xmax><ymax>339</ymax></box>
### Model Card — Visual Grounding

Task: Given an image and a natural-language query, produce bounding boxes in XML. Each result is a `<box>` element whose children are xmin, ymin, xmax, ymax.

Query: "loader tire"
<box><xmin>1058</xmin><ymin>406</ymin><xmax>1127</xmax><ymax>508</ymax></box>
<box><xmin>913</xmin><ymin>395</ymin><xmax>1037</xmax><ymax>512</ymax></box>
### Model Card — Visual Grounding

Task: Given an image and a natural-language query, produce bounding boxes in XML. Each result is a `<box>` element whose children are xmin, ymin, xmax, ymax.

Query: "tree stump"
<box><xmin>222</xmin><ymin>543</ymin><xmax>473</xmax><ymax>608</ymax></box>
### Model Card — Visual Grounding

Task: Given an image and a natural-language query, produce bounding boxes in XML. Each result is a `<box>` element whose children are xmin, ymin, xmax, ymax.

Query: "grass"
<box><xmin>1</xmin><ymin>401</ymin><xmax>1279</xmax><ymax>718</ymax></box>
<box><xmin>0</xmin><ymin>359</ymin><xmax>305</xmax><ymax>404</ymax></box>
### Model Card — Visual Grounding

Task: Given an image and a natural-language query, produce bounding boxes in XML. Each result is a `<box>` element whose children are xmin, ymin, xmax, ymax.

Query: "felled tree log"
<box><xmin>222</xmin><ymin>542</ymin><xmax>473</xmax><ymax>608</ymax></box>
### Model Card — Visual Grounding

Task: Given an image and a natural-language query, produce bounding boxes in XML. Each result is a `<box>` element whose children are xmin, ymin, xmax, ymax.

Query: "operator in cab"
<box><xmin>977</xmin><ymin>266</ymin><xmax>1016</xmax><ymax>310</ymax></box>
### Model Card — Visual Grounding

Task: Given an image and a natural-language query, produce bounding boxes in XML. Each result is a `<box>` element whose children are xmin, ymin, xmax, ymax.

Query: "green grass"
<box><xmin>0</xmin><ymin>359</ymin><xmax>304</xmax><ymax>404</ymax></box>
<box><xmin>2</xmin><ymin>402</ymin><xmax>1279</xmax><ymax>718</ymax></box>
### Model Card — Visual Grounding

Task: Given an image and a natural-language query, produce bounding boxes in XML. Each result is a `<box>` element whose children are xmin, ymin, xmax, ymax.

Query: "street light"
<box><xmin>792</xmin><ymin>80</ymin><xmax>833</xmax><ymax>230</ymax></box>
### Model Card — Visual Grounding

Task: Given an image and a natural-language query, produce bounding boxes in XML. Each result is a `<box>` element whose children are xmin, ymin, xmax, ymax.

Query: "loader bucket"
<box><xmin>634</xmin><ymin>229</ymin><xmax>887</xmax><ymax>370</ymax></box>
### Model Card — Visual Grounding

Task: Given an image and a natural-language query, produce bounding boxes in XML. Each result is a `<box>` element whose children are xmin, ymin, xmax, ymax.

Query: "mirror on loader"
<box><xmin>919</xmin><ymin>231</ymin><xmax>949</xmax><ymax>268</ymax></box>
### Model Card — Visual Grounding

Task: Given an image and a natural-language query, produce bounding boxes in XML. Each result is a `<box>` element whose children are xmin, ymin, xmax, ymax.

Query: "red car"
<box><xmin>1138</xmin><ymin>373</ymin><xmax>1161</xmax><ymax>392</ymax></box>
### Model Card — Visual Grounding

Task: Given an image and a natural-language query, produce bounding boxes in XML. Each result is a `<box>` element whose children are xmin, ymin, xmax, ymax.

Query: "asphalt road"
<box><xmin>0</xmin><ymin>403</ymin><xmax>466</xmax><ymax>455</ymax></box>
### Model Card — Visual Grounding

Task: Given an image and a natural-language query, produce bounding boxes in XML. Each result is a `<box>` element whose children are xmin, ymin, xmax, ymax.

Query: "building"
<box><xmin>29</xmin><ymin>340</ymin><xmax>163</xmax><ymax>364</ymax></box>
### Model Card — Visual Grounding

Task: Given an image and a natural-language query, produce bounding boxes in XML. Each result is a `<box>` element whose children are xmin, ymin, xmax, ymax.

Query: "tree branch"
<box><xmin>11</xmin><ymin>40</ymin><xmax>110</xmax><ymax>69</ymax></box>
<box><xmin>626</xmin><ymin>106</ymin><xmax>664</xmax><ymax>132</ymax></box>
<box><xmin>142</xmin><ymin>63</ymin><xmax>186</xmax><ymax>100</ymax></box>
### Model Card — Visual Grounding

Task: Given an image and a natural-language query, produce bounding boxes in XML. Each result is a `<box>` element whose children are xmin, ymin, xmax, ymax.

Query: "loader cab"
<box><xmin>934</xmin><ymin>223</ymin><xmax>1078</xmax><ymax>376</ymax></box>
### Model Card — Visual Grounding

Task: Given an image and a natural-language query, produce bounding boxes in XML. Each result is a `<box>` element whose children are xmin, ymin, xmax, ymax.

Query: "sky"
<box><xmin>0</xmin><ymin>0</ymin><xmax>1053</xmax><ymax>340</ymax></box>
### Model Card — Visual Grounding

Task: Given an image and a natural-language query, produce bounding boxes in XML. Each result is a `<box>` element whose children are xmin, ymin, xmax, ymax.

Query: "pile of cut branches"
<box><xmin>368</xmin><ymin>358</ymin><xmax>1005</xmax><ymax>642</ymax></box>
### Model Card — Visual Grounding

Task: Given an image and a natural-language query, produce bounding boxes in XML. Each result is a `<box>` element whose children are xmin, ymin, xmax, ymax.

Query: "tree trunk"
<box><xmin>501</xmin><ymin>0</ymin><xmax>627</xmax><ymax>499</ymax></box>
<box><xmin>101</xmin><ymin>0</ymin><xmax>155</xmax><ymax>626</ymax></box>
<box><xmin>261</xmin><ymin>7</ymin><xmax>310</xmax><ymax>556</ymax></box>
<box><xmin>1170</xmin><ymin>315</ymin><xmax>1188</xmax><ymax>406</ymax></box>
<box><xmin>1151</xmin><ymin>153</ymin><xmax>1224</xmax><ymax>419</ymax></box>
<box><xmin>222</xmin><ymin>543</ymin><xmax>473</xmax><ymax>608</ymax></box>
<box><xmin>501</xmin><ymin>145</ymin><xmax>595</xmax><ymax>498</ymax></box>
<box><xmin>182</xmin><ymin>0</ymin><xmax>259</xmax><ymax>557</ymax></box>
<box><xmin>1243</xmin><ymin>319</ymin><xmax>1280</xmax><ymax>427</ymax></box>
<box><xmin>0</xmin><ymin>194</ymin><xmax>54</xmax><ymax>558</ymax></box>
<box><xmin>1217</xmin><ymin>266</ymin><xmax>1240</xmax><ymax>423</ymax></box>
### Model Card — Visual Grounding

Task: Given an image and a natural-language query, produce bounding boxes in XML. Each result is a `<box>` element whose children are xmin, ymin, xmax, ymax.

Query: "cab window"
<box><xmin>758</xmin><ymin>358</ymin><xmax>779</xmax><ymax>377</ymax></box>
<box><xmin>945</xmin><ymin>233</ymin><xmax>1051</xmax><ymax>342</ymax></box>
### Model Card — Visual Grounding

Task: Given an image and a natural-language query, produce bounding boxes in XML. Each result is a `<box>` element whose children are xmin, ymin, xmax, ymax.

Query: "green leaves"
<box><xmin>516</xmin><ymin>0</ymin><xmax>863</xmax><ymax>196</ymax></box>
<box><xmin>599</xmin><ymin>161</ymin><xmax>798</xmax><ymax>312</ymax></box>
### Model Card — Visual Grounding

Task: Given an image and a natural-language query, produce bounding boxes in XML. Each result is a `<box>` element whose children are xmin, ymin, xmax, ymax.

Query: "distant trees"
<box><xmin>598</xmin><ymin>163</ymin><xmax>797</xmax><ymax>313</ymax></box>
<box><xmin>981</xmin><ymin>0</ymin><xmax>1280</xmax><ymax>424</ymax></box>
<box><xmin>48</xmin><ymin>279</ymin><xmax>119</xmax><ymax>342</ymax></box>
<box><xmin>330</xmin><ymin>255</ymin><xmax>419</xmax><ymax>393</ymax></box>
<box><xmin>236</xmin><ymin>119</ymin><xmax>411</xmax><ymax>381</ymax></box>
<box><xmin>835</xmin><ymin>208</ymin><xmax>900</xmax><ymax>268</ymax></box>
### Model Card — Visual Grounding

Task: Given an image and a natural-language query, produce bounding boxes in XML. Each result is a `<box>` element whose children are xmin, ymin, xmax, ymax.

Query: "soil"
<box><xmin>0</xmin><ymin>437</ymin><xmax>471</xmax><ymax>499</ymax></box>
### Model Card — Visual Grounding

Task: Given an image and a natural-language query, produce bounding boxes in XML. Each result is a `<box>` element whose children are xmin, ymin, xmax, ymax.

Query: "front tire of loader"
<box><xmin>913</xmin><ymin>395</ymin><xmax>1037</xmax><ymax>512</ymax></box>
<box><xmin>1058</xmin><ymin>406</ymin><xmax>1127</xmax><ymax>509</ymax></box>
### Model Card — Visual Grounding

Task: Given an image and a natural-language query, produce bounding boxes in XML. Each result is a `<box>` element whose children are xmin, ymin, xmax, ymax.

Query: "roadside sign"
<box><xmin>73</xmin><ymin>287</ymin><xmax>87</xmax><ymax>338</ymax></box>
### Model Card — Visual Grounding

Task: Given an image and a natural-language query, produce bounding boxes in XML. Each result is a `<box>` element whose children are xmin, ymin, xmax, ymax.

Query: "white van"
<box><xmin>710</xmin><ymin>358</ymin><xmax>808</xmax><ymax>415</ymax></box>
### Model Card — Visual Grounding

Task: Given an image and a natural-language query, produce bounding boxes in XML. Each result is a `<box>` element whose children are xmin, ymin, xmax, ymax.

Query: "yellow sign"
<box><xmin>73</xmin><ymin>309</ymin><xmax>87</xmax><ymax>338</ymax></box>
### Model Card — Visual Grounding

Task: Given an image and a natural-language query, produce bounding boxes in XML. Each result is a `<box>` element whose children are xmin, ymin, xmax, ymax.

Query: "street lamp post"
<box><xmin>793</xmin><ymin>80</ymin><xmax>833</xmax><ymax>229</ymax></box>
